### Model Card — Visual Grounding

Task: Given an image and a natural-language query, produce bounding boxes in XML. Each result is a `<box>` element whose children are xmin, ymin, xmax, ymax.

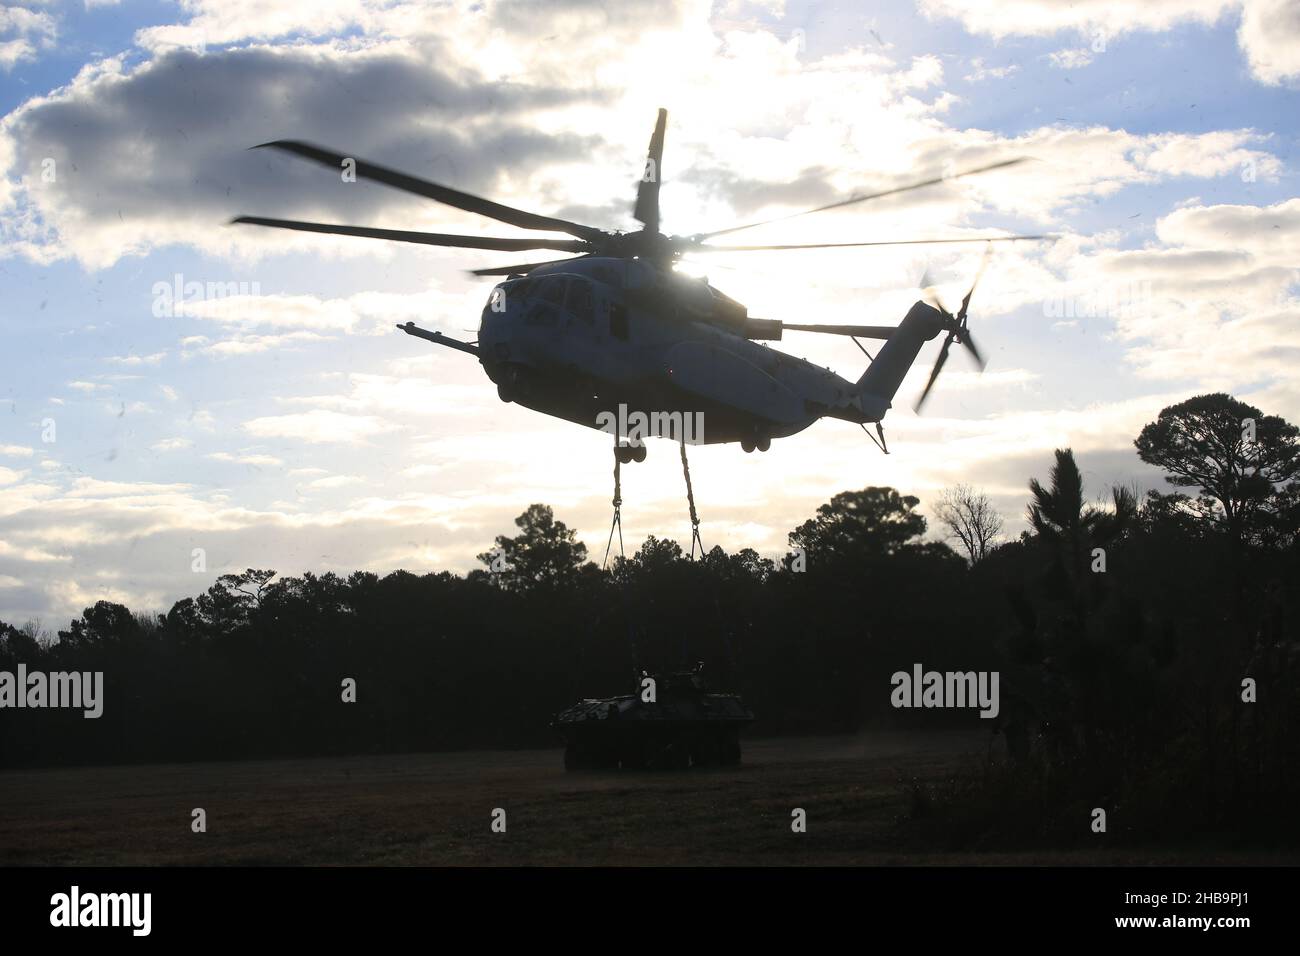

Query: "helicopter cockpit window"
<box><xmin>538</xmin><ymin>277</ymin><xmax>566</xmax><ymax>306</ymax></box>
<box><xmin>565</xmin><ymin>279</ymin><xmax>593</xmax><ymax>323</ymax></box>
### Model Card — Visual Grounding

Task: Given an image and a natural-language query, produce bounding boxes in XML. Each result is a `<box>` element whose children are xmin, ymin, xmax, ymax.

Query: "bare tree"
<box><xmin>934</xmin><ymin>484</ymin><xmax>1004</xmax><ymax>564</ymax></box>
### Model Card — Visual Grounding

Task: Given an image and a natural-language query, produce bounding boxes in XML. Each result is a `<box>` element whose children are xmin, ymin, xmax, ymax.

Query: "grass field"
<box><xmin>1</xmin><ymin>731</ymin><xmax>1291</xmax><ymax>865</ymax></box>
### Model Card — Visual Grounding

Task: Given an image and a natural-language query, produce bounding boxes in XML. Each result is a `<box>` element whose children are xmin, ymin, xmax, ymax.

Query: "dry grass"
<box><xmin>1</xmin><ymin>731</ymin><xmax>1290</xmax><ymax>865</ymax></box>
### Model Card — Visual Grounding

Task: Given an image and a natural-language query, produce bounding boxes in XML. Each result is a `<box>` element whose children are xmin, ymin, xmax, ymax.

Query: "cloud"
<box><xmin>963</xmin><ymin>59</ymin><xmax>1020</xmax><ymax>82</ymax></box>
<box><xmin>0</xmin><ymin>4</ymin><xmax>57</xmax><ymax>71</ymax></box>
<box><xmin>1030</xmin><ymin>198</ymin><xmax>1300</xmax><ymax>394</ymax></box>
<box><xmin>1047</xmin><ymin>48</ymin><xmax>1094</xmax><ymax>69</ymax></box>
<box><xmin>921</xmin><ymin>0</ymin><xmax>1300</xmax><ymax>85</ymax></box>
<box><xmin>242</xmin><ymin>409</ymin><xmax>400</xmax><ymax>444</ymax></box>
<box><xmin>106</xmin><ymin>351</ymin><xmax>167</xmax><ymax>366</ymax></box>
<box><xmin>1239</xmin><ymin>0</ymin><xmax>1300</xmax><ymax>83</ymax></box>
<box><xmin>207</xmin><ymin>451</ymin><xmax>284</xmax><ymax>467</ymax></box>
<box><xmin>200</xmin><ymin>331</ymin><xmax>334</xmax><ymax>357</ymax></box>
<box><xmin>308</xmin><ymin>474</ymin><xmax>363</xmax><ymax>489</ymax></box>
<box><xmin>919</xmin><ymin>0</ymin><xmax>1235</xmax><ymax>39</ymax></box>
<box><xmin>0</xmin><ymin>42</ymin><xmax>604</xmax><ymax>268</ymax></box>
<box><xmin>184</xmin><ymin>285</ymin><xmax>476</xmax><ymax>340</ymax></box>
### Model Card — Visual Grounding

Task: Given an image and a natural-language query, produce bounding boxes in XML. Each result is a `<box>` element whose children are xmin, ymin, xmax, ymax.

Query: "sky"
<box><xmin>1</xmin><ymin>0</ymin><xmax>1298</xmax><ymax>628</ymax></box>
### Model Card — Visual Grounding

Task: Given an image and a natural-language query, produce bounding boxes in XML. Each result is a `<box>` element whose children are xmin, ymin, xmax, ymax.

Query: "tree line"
<box><xmin>2</xmin><ymin>392</ymin><xmax>1298</xmax><ymax>844</ymax></box>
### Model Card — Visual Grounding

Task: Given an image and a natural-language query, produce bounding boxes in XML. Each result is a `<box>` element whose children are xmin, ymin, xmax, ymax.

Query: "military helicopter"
<box><xmin>233</xmin><ymin>110</ymin><xmax>1047</xmax><ymax>461</ymax></box>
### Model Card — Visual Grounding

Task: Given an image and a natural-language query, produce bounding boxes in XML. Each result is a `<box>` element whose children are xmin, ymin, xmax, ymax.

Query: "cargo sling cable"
<box><xmin>602</xmin><ymin>436</ymin><xmax>706</xmax><ymax>567</ymax></box>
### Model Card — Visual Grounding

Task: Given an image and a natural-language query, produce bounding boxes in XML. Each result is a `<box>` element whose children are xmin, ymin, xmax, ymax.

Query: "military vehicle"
<box><xmin>552</xmin><ymin>665</ymin><xmax>754</xmax><ymax>770</ymax></box>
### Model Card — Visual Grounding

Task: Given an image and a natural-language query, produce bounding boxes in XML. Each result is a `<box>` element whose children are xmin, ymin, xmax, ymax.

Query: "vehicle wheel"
<box><xmin>619</xmin><ymin>742</ymin><xmax>645</xmax><ymax>770</ymax></box>
<box><xmin>756</xmin><ymin>436</ymin><xmax>771</xmax><ymax>452</ymax></box>
<box><xmin>741</xmin><ymin>439</ymin><xmax>755</xmax><ymax>453</ymax></box>
<box><xmin>664</xmin><ymin>739</ymin><xmax>691</xmax><ymax>770</ymax></box>
<box><xmin>631</xmin><ymin>444</ymin><xmax>647</xmax><ymax>463</ymax></box>
<box><xmin>615</xmin><ymin>445</ymin><xmax>633</xmax><ymax>464</ymax></box>
<box><xmin>564</xmin><ymin>742</ymin><xmax>582</xmax><ymax>771</ymax></box>
<box><xmin>692</xmin><ymin>734</ymin><xmax>721</xmax><ymax>768</ymax></box>
<box><xmin>497</xmin><ymin>384</ymin><xmax>513</xmax><ymax>403</ymax></box>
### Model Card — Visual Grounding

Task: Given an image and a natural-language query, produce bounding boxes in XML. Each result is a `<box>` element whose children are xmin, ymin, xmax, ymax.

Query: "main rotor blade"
<box><xmin>467</xmin><ymin>256</ymin><xmax>587</xmax><ymax>277</ymax></box>
<box><xmin>633</xmin><ymin>108</ymin><xmax>667</xmax><ymax>233</ymax></box>
<box><xmin>914</xmin><ymin>334</ymin><xmax>954</xmax><ymax>412</ymax></box>
<box><xmin>688</xmin><ymin>233</ymin><xmax>1052</xmax><ymax>252</ymax></box>
<box><xmin>780</xmin><ymin>323</ymin><xmax>898</xmax><ymax>340</ymax></box>
<box><xmin>231</xmin><ymin>216</ymin><xmax>590</xmax><ymax>252</ymax></box>
<box><xmin>696</xmin><ymin>158</ymin><xmax>1029</xmax><ymax>240</ymax></box>
<box><xmin>250</xmin><ymin>140</ymin><xmax>606</xmax><ymax>242</ymax></box>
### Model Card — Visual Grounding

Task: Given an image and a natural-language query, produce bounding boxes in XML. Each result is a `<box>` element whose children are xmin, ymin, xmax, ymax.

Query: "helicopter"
<box><xmin>233</xmin><ymin>109</ymin><xmax>1048</xmax><ymax>461</ymax></box>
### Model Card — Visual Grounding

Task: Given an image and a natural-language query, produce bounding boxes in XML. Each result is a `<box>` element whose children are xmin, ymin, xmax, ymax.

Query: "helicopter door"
<box><xmin>565</xmin><ymin>278</ymin><xmax>594</xmax><ymax>325</ymax></box>
<box><xmin>609</xmin><ymin>302</ymin><xmax>629</xmax><ymax>341</ymax></box>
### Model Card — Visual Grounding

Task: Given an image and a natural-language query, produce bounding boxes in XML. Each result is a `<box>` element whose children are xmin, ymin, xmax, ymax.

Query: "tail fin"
<box><xmin>855</xmin><ymin>301</ymin><xmax>946</xmax><ymax>406</ymax></box>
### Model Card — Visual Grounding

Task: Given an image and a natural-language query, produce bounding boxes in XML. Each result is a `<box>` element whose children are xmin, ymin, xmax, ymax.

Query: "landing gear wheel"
<box><xmin>756</xmin><ymin>436</ymin><xmax>771</xmax><ymax>452</ymax></box>
<box><xmin>497</xmin><ymin>384</ymin><xmax>513</xmax><ymax>403</ymax></box>
<box><xmin>741</xmin><ymin>439</ymin><xmax>755</xmax><ymax>453</ymax></box>
<box><xmin>615</xmin><ymin>444</ymin><xmax>633</xmax><ymax>464</ymax></box>
<box><xmin>631</xmin><ymin>444</ymin><xmax>647</xmax><ymax>463</ymax></box>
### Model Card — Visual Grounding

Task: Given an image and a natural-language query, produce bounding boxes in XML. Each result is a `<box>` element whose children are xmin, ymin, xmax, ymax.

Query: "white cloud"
<box><xmin>0</xmin><ymin>4</ymin><xmax>57</xmax><ymax>70</ymax></box>
<box><xmin>919</xmin><ymin>0</ymin><xmax>1235</xmax><ymax>39</ymax></box>
<box><xmin>964</xmin><ymin>58</ymin><xmax>1020</xmax><ymax>82</ymax></box>
<box><xmin>922</xmin><ymin>0</ymin><xmax>1300</xmax><ymax>86</ymax></box>
<box><xmin>242</xmin><ymin>409</ymin><xmax>400</xmax><ymax>444</ymax></box>
<box><xmin>202</xmin><ymin>331</ymin><xmax>333</xmax><ymax>357</ymax></box>
<box><xmin>208</xmin><ymin>451</ymin><xmax>284</xmax><ymax>467</ymax></box>
<box><xmin>1047</xmin><ymin>48</ymin><xmax>1094</xmax><ymax>69</ymax></box>
<box><xmin>308</xmin><ymin>474</ymin><xmax>364</xmax><ymax>489</ymax></box>
<box><xmin>1239</xmin><ymin>0</ymin><xmax>1300</xmax><ymax>83</ymax></box>
<box><xmin>106</xmin><ymin>352</ymin><xmax>166</xmax><ymax>366</ymax></box>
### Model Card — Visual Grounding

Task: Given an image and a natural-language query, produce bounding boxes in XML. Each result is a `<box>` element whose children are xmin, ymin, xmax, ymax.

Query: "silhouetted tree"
<box><xmin>934</xmin><ymin>484</ymin><xmax>1004</xmax><ymax>564</ymax></box>
<box><xmin>477</xmin><ymin>503</ymin><xmax>593</xmax><ymax>592</ymax></box>
<box><xmin>1135</xmin><ymin>393</ymin><xmax>1300</xmax><ymax>545</ymax></box>
<box><xmin>789</xmin><ymin>487</ymin><xmax>929</xmax><ymax>564</ymax></box>
<box><xmin>1027</xmin><ymin>448</ymin><xmax>1136</xmax><ymax>617</ymax></box>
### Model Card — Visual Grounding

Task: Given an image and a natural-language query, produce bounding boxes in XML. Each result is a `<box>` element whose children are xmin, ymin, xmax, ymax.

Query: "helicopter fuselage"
<box><xmin>475</xmin><ymin>257</ymin><xmax>885</xmax><ymax>449</ymax></box>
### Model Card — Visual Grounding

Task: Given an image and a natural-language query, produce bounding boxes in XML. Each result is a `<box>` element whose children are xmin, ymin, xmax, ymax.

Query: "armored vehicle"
<box><xmin>552</xmin><ymin>666</ymin><xmax>754</xmax><ymax>770</ymax></box>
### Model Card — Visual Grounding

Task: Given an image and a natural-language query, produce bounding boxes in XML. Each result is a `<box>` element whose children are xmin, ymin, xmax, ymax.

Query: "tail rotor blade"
<box><xmin>914</xmin><ymin>333</ymin><xmax>954</xmax><ymax>412</ymax></box>
<box><xmin>962</xmin><ymin>329</ymin><xmax>986</xmax><ymax>370</ymax></box>
<box><xmin>957</xmin><ymin>241</ymin><xmax>994</xmax><ymax>321</ymax></box>
<box><xmin>919</xmin><ymin>267</ymin><xmax>950</xmax><ymax>316</ymax></box>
